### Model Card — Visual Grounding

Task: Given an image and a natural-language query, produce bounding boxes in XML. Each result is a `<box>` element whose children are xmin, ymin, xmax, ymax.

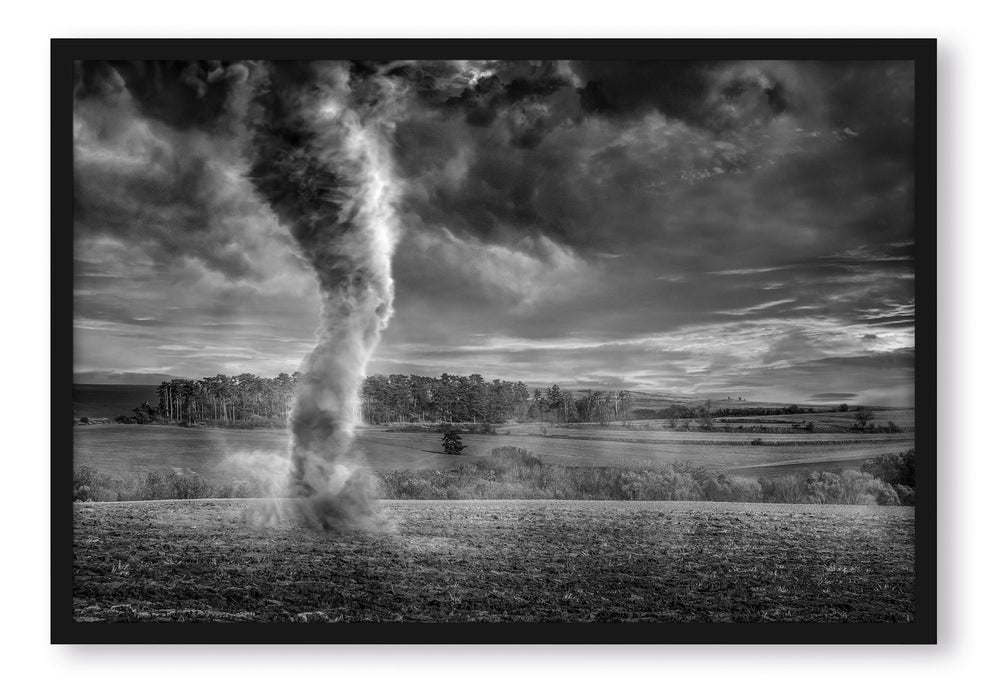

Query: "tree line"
<box><xmin>150</xmin><ymin>373</ymin><xmax>298</xmax><ymax>426</ymax></box>
<box><xmin>361</xmin><ymin>374</ymin><xmax>531</xmax><ymax>424</ymax></box>
<box><xmin>143</xmin><ymin>373</ymin><xmax>642</xmax><ymax>427</ymax></box>
<box><xmin>362</xmin><ymin>374</ymin><xmax>635</xmax><ymax>426</ymax></box>
<box><xmin>132</xmin><ymin>373</ymin><xmax>867</xmax><ymax>429</ymax></box>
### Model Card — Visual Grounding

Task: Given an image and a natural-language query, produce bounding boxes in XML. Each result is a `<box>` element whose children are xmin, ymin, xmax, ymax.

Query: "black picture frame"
<box><xmin>53</xmin><ymin>37</ymin><xmax>936</xmax><ymax>644</ymax></box>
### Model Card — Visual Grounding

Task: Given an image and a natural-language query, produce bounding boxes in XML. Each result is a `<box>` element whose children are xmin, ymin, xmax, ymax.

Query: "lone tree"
<box><xmin>441</xmin><ymin>428</ymin><xmax>464</xmax><ymax>455</ymax></box>
<box><xmin>697</xmin><ymin>400</ymin><xmax>715</xmax><ymax>431</ymax></box>
<box><xmin>853</xmin><ymin>407</ymin><xmax>875</xmax><ymax>431</ymax></box>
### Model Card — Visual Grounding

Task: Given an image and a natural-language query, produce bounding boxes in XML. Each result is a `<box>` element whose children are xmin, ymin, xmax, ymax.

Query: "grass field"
<box><xmin>73</xmin><ymin>424</ymin><xmax>915</xmax><ymax>483</ymax></box>
<box><xmin>72</xmin><ymin>498</ymin><xmax>915</xmax><ymax>623</ymax></box>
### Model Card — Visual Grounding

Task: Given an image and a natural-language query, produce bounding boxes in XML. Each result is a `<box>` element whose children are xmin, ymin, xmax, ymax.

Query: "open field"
<box><xmin>73</xmin><ymin>424</ymin><xmax>915</xmax><ymax>483</ymax></box>
<box><xmin>73</xmin><ymin>498</ymin><xmax>915</xmax><ymax>623</ymax></box>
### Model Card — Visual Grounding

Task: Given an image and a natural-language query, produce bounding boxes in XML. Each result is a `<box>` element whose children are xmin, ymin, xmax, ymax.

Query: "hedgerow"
<box><xmin>74</xmin><ymin>447</ymin><xmax>917</xmax><ymax>506</ymax></box>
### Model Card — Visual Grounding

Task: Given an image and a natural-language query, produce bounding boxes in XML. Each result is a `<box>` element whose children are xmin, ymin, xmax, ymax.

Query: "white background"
<box><xmin>2</xmin><ymin>2</ymin><xmax>982</xmax><ymax>698</ymax></box>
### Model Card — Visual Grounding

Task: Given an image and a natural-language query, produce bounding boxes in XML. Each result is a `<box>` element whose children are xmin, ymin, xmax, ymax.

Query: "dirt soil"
<box><xmin>73</xmin><ymin>499</ymin><xmax>915</xmax><ymax>623</ymax></box>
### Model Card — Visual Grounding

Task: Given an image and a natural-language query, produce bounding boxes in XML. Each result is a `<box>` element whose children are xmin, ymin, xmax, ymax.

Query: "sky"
<box><xmin>72</xmin><ymin>59</ymin><xmax>915</xmax><ymax>406</ymax></box>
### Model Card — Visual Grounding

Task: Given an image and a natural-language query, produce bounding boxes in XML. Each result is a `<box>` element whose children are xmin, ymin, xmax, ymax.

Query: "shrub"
<box><xmin>805</xmin><ymin>471</ymin><xmax>844</xmax><ymax>504</ymax></box>
<box><xmin>489</xmin><ymin>446</ymin><xmax>543</xmax><ymax>469</ymax></box>
<box><xmin>138</xmin><ymin>471</ymin><xmax>173</xmax><ymax>500</ymax></box>
<box><xmin>166</xmin><ymin>472</ymin><xmax>213</xmax><ymax>499</ymax></box>
<box><xmin>799</xmin><ymin>469</ymin><xmax>902</xmax><ymax>505</ymax></box>
<box><xmin>214</xmin><ymin>475</ymin><xmax>274</xmax><ymax>499</ymax></box>
<box><xmin>759</xmin><ymin>474</ymin><xmax>803</xmax><ymax>503</ymax></box>
<box><xmin>379</xmin><ymin>472</ymin><xmax>440</xmax><ymax>499</ymax></box>
<box><xmin>610</xmin><ymin>469</ymin><xmax>694</xmax><ymax>500</ymax></box>
<box><xmin>838</xmin><ymin>470</ymin><xmax>888</xmax><ymax>505</ymax></box>
<box><xmin>132</xmin><ymin>471</ymin><xmax>215</xmax><ymax>499</ymax></box>
<box><xmin>669</xmin><ymin>472</ymin><xmax>703</xmax><ymax>500</ymax></box>
<box><xmin>872</xmin><ymin>481</ymin><xmax>902</xmax><ymax>506</ymax></box>
<box><xmin>73</xmin><ymin>466</ymin><xmax>138</xmax><ymax>502</ymax></box>
<box><xmin>751</xmin><ymin>437</ymin><xmax>765</xmax><ymax>446</ymax></box>
<box><xmin>894</xmin><ymin>484</ymin><xmax>916</xmax><ymax>505</ymax></box>
<box><xmin>862</xmin><ymin>449</ymin><xmax>915</xmax><ymax>488</ymax></box>
<box><xmin>697</xmin><ymin>472</ymin><xmax>763</xmax><ymax>502</ymax></box>
<box><xmin>74</xmin><ymin>467</ymin><xmax>231</xmax><ymax>501</ymax></box>
<box><xmin>74</xmin><ymin>466</ymin><xmax>104</xmax><ymax>501</ymax></box>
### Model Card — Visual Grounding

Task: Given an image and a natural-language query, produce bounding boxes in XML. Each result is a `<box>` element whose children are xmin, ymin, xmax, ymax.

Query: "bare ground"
<box><xmin>73</xmin><ymin>499</ymin><xmax>915</xmax><ymax>623</ymax></box>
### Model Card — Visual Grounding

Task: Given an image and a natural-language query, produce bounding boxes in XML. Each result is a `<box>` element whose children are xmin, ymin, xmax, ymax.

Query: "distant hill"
<box><xmin>73</xmin><ymin>384</ymin><xmax>160</xmax><ymax>419</ymax></box>
<box><xmin>596</xmin><ymin>390</ymin><xmax>834</xmax><ymax>414</ymax></box>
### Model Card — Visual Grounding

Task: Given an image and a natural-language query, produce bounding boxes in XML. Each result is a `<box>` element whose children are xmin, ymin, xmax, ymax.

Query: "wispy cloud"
<box><xmin>708</xmin><ymin>266</ymin><xmax>788</xmax><ymax>276</ymax></box>
<box><xmin>717</xmin><ymin>299</ymin><xmax>797</xmax><ymax>316</ymax></box>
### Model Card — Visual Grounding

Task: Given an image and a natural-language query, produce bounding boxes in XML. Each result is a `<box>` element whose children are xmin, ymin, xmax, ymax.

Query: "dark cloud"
<box><xmin>391</xmin><ymin>61</ymin><xmax>914</xmax><ymax>292</ymax></box>
<box><xmin>73</xmin><ymin>60</ymin><xmax>302</xmax><ymax>286</ymax></box>
<box><xmin>572</xmin><ymin>60</ymin><xmax>829</xmax><ymax>134</ymax></box>
<box><xmin>75</xmin><ymin>60</ymin><xmax>257</xmax><ymax>130</ymax></box>
<box><xmin>573</xmin><ymin>61</ymin><xmax>715</xmax><ymax>123</ymax></box>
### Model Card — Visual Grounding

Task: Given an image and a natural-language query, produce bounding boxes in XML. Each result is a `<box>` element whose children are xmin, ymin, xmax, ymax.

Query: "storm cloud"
<box><xmin>73</xmin><ymin>59</ymin><xmax>915</xmax><ymax>406</ymax></box>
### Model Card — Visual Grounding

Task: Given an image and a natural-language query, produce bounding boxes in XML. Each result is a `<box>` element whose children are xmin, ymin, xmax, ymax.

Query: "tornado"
<box><xmin>248</xmin><ymin>62</ymin><xmax>405</xmax><ymax>530</ymax></box>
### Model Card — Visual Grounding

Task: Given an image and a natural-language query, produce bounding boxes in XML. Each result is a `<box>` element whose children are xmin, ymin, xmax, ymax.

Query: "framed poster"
<box><xmin>53</xmin><ymin>39</ymin><xmax>935</xmax><ymax>643</ymax></box>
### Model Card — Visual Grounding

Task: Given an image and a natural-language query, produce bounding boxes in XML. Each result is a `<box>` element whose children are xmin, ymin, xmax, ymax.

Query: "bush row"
<box><xmin>73</xmin><ymin>447</ymin><xmax>916</xmax><ymax>507</ymax></box>
<box><xmin>72</xmin><ymin>466</ymin><xmax>275</xmax><ymax>502</ymax></box>
<box><xmin>375</xmin><ymin>446</ymin><xmax>915</xmax><ymax>506</ymax></box>
<box><xmin>376</xmin><ymin>466</ymin><xmax>909</xmax><ymax>505</ymax></box>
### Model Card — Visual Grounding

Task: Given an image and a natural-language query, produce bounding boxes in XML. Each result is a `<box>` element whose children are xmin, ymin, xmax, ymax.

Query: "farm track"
<box><xmin>73</xmin><ymin>499</ymin><xmax>915</xmax><ymax>623</ymax></box>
